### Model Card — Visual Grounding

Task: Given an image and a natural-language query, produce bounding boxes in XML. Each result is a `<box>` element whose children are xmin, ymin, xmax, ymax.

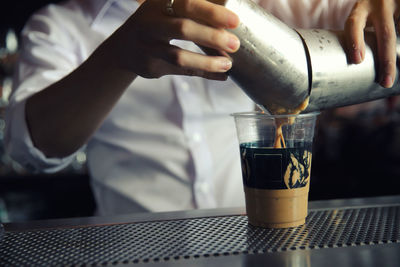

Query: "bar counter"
<box><xmin>1</xmin><ymin>195</ymin><xmax>400</xmax><ymax>266</ymax></box>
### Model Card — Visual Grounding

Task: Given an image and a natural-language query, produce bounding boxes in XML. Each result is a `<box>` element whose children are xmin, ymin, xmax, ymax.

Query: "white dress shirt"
<box><xmin>5</xmin><ymin>0</ymin><xmax>355</xmax><ymax>215</ymax></box>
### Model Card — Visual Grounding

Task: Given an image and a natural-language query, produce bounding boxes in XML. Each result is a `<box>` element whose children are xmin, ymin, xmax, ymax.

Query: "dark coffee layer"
<box><xmin>240</xmin><ymin>142</ymin><xmax>312</xmax><ymax>189</ymax></box>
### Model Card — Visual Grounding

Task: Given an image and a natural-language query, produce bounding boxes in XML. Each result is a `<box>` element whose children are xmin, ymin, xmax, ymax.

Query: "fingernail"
<box><xmin>218</xmin><ymin>58</ymin><xmax>232</xmax><ymax>71</ymax></box>
<box><xmin>227</xmin><ymin>13</ymin><xmax>239</xmax><ymax>28</ymax></box>
<box><xmin>381</xmin><ymin>75</ymin><xmax>393</xmax><ymax>88</ymax></box>
<box><xmin>227</xmin><ymin>36</ymin><xmax>240</xmax><ymax>52</ymax></box>
<box><xmin>353</xmin><ymin>49</ymin><xmax>362</xmax><ymax>63</ymax></box>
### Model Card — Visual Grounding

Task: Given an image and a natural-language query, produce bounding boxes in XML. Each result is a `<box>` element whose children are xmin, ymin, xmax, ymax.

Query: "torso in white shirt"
<box><xmin>6</xmin><ymin>0</ymin><xmax>355</xmax><ymax>215</ymax></box>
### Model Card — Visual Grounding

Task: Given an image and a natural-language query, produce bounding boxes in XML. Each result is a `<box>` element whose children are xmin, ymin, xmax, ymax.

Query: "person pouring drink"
<box><xmin>4</xmin><ymin>0</ymin><xmax>399</xmax><ymax>216</ymax></box>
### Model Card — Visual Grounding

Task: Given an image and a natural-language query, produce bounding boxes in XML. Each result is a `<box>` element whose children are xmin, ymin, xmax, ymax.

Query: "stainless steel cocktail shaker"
<box><xmin>298</xmin><ymin>29</ymin><xmax>400</xmax><ymax>113</ymax></box>
<box><xmin>215</xmin><ymin>0</ymin><xmax>400</xmax><ymax>113</ymax></box>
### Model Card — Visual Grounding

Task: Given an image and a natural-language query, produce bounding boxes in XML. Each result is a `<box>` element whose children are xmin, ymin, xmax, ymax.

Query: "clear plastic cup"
<box><xmin>0</xmin><ymin>223</ymin><xmax>4</xmax><ymax>242</ymax></box>
<box><xmin>232</xmin><ymin>111</ymin><xmax>319</xmax><ymax>228</ymax></box>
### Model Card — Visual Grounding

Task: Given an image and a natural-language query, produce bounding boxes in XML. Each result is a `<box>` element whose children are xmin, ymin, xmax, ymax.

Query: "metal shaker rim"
<box><xmin>231</xmin><ymin>111</ymin><xmax>320</xmax><ymax>119</ymax></box>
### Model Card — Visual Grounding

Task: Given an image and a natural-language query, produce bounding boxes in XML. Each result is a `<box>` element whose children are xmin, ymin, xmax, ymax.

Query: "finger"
<box><xmin>344</xmin><ymin>1</ymin><xmax>369</xmax><ymax>64</ymax></box>
<box><xmin>372</xmin><ymin>9</ymin><xmax>397</xmax><ymax>88</ymax></box>
<box><xmin>157</xmin><ymin>60</ymin><xmax>228</xmax><ymax>80</ymax></box>
<box><xmin>154</xmin><ymin>43</ymin><xmax>233</xmax><ymax>73</ymax></box>
<box><xmin>160</xmin><ymin>17</ymin><xmax>240</xmax><ymax>53</ymax></box>
<box><xmin>177</xmin><ymin>68</ymin><xmax>229</xmax><ymax>80</ymax></box>
<box><xmin>135</xmin><ymin>57</ymin><xmax>227</xmax><ymax>80</ymax></box>
<box><xmin>172</xmin><ymin>0</ymin><xmax>240</xmax><ymax>29</ymax></box>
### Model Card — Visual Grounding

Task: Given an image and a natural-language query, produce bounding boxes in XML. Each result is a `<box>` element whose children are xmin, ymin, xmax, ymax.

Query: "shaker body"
<box><xmin>216</xmin><ymin>0</ymin><xmax>400</xmax><ymax>113</ymax></box>
<box><xmin>222</xmin><ymin>0</ymin><xmax>310</xmax><ymax>111</ymax></box>
<box><xmin>298</xmin><ymin>29</ymin><xmax>400</xmax><ymax>112</ymax></box>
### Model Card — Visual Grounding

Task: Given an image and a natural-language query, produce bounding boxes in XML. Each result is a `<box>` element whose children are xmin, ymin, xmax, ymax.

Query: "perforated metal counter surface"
<box><xmin>1</xmin><ymin>195</ymin><xmax>400</xmax><ymax>266</ymax></box>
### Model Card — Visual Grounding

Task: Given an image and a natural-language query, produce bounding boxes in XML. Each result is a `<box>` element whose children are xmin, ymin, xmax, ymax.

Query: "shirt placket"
<box><xmin>173</xmin><ymin>76</ymin><xmax>216</xmax><ymax>209</ymax></box>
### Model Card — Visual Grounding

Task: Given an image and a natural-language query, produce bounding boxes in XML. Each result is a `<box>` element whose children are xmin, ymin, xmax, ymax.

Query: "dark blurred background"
<box><xmin>0</xmin><ymin>0</ymin><xmax>399</xmax><ymax>223</ymax></box>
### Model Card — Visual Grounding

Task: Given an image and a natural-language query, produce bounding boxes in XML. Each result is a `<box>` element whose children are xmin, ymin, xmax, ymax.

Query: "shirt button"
<box><xmin>198</xmin><ymin>182</ymin><xmax>210</xmax><ymax>194</ymax></box>
<box><xmin>181</xmin><ymin>82</ymin><xmax>190</xmax><ymax>91</ymax></box>
<box><xmin>192</xmin><ymin>133</ymin><xmax>202</xmax><ymax>142</ymax></box>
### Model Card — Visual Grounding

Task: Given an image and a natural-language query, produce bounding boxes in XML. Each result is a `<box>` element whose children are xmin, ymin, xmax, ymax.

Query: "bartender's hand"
<box><xmin>345</xmin><ymin>0</ymin><xmax>399</xmax><ymax>88</ymax></box>
<box><xmin>101</xmin><ymin>0</ymin><xmax>240</xmax><ymax>80</ymax></box>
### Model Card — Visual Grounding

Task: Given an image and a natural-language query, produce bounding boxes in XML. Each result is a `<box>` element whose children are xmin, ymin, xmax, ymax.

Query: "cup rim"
<box><xmin>231</xmin><ymin>111</ymin><xmax>320</xmax><ymax>119</ymax></box>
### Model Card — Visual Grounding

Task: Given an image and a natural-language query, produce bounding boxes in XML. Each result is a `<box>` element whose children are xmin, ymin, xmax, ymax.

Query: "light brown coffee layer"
<box><xmin>244</xmin><ymin>184</ymin><xmax>309</xmax><ymax>228</ymax></box>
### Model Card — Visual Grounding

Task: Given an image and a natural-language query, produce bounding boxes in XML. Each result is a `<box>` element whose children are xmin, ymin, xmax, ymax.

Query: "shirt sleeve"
<box><xmin>257</xmin><ymin>0</ymin><xmax>356</xmax><ymax>30</ymax></box>
<box><xmin>4</xmin><ymin>5</ymin><xmax>83</xmax><ymax>173</ymax></box>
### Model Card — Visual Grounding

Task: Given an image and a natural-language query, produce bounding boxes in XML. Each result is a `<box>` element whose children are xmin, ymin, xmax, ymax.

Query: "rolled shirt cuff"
<box><xmin>4</xmin><ymin>98</ymin><xmax>77</xmax><ymax>173</ymax></box>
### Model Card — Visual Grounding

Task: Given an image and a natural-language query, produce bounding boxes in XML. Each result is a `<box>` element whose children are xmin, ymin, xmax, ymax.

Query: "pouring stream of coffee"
<box><xmin>271</xmin><ymin>97</ymin><xmax>309</xmax><ymax>148</ymax></box>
